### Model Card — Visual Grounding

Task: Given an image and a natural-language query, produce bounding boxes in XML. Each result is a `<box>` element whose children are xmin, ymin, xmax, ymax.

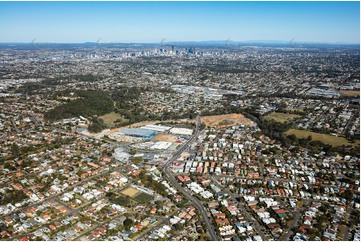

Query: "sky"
<box><xmin>0</xmin><ymin>1</ymin><xmax>359</xmax><ymax>44</ymax></box>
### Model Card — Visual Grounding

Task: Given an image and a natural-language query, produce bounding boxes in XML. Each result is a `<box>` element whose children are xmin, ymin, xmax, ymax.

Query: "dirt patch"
<box><xmin>152</xmin><ymin>133</ymin><xmax>178</xmax><ymax>142</ymax></box>
<box><xmin>202</xmin><ymin>113</ymin><xmax>255</xmax><ymax>127</ymax></box>
<box><xmin>120</xmin><ymin>187</ymin><xmax>140</xmax><ymax>198</ymax></box>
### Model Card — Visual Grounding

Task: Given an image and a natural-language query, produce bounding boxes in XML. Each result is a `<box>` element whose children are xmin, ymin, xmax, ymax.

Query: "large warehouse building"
<box><xmin>170</xmin><ymin>127</ymin><xmax>193</xmax><ymax>136</ymax></box>
<box><xmin>140</xmin><ymin>124</ymin><xmax>171</xmax><ymax>132</ymax></box>
<box><xmin>119</xmin><ymin>128</ymin><xmax>156</xmax><ymax>139</ymax></box>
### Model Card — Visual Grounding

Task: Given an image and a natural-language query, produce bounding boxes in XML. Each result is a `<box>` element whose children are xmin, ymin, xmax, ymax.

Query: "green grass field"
<box><xmin>340</xmin><ymin>90</ymin><xmax>360</xmax><ymax>97</ymax></box>
<box><xmin>133</xmin><ymin>192</ymin><xmax>153</xmax><ymax>203</ymax></box>
<box><xmin>99</xmin><ymin>112</ymin><xmax>127</xmax><ymax>127</ymax></box>
<box><xmin>265</xmin><ymin>112</ymin><xmax>302</xmax><ymax>123</ymax></box>
<box><xmin>285</xmin><ymin>129</ymin><xmax>353</xmax><ymax>147</ymax></box>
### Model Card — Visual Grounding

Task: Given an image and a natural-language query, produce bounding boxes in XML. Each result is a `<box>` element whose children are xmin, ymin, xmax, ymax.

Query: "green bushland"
<box><xmin>44</xmin><ymin>90</ymin><xmax>113</xmax><ymax>121</ymax></box>
<box><xmin>0</xmin><ymin>190</ymin><xmax>27</xmax><ymax>205</ymax></box>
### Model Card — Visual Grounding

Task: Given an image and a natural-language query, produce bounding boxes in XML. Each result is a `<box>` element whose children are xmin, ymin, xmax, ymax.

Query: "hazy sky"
<box><xmin>0</xmin><ymin>1</ymin><xmax>359</xmax><ymax>43</ymax></box>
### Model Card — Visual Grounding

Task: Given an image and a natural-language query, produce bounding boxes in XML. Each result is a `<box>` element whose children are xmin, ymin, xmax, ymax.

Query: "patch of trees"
<box><xmin>44</xmin><ymin>90</ymin><xmax>113</xmax><ymax>121</ymax></box>
<box><xmin>112</xmin><ymin>87</ymin><xmax>198</xmax><ymax>125</ymax></box>
<box><xmin>138</xmin><ymin>171</ymin><xmax>167</xmax><ymax>196</ymax></box>
<box><xmin>2</xmin><ymin>137</ymin><xmax>76</xmax><ymax>162</ymax></box>
<box><xmin>158</xmin><ymin>109</ymin><xmax>197</xmax><ymax>121</ymax></box>
<box><xmin>111</xmin><ymin>87</ymin><xmax>162</xmax><ymax>124</ymax></box>
<box><xmin>157</xmin><ymin>87</ymin><xmax>176</xmax><ymax>94</ymax></box>
<box><xmin>106</xmin><ymin>192</ymin><xmax>132</xmax><ymax>206</ymax></box>
<box><xmin>88</xmin><ymin>117</ymin><xmax>107</xmax><ymax>133</ymax></box>
<box><xmin>0</xmin><ymin>190</ymin><xmax>27</xmax><ymax>205</ymax></box>
<box><xmin>123</xmin><ymin>218</ymin><xmax>133</xmax><ymax>230</ymax></box>
<box><xmin>18</xmin><ymin>82</ymin><xmax>42</xmax><ymax>95</ymax></box>
<box><xmin>42</xmin><ymin>74</ymin><xmax>101</xmax><ymax>86</ymax></box>
<box><xmin>243</xmin><ymin>108</ymin><xmax>359</xmax><ymax>156</ymax></box>
<box><xmin>111</xmin><ymin>87</ymin><xmax>144</xmax><ymax>110</ymax></box>
<box><xmin>350</xmin><ymin>209</ymin><xmax>360</xmax><ymax>227</ymax></box>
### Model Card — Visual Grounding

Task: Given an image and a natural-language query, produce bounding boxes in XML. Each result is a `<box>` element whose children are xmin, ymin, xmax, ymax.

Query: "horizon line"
<box><xmin>0</xmin><ymin>40</ymin><xmax>360</xmax><ymax>45</ymax></box>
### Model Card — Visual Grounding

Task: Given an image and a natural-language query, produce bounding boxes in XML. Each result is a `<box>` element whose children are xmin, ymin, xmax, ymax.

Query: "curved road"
<box><xmin>162</xmin><ymin>115</ymin><xmax>220</xmax><ymax>241</ymax></box>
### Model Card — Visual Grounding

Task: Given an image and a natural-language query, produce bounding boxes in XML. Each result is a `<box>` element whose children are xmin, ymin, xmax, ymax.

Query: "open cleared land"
<box><xmin>285</xmin><ymin>129</ymin><xmax>352</xmax><ymax>147</ymax></box>
<box><xmin>99</xmin><ymin>112</ymin><xmax>127</xmax><ymax>127</ymax></box>
<box><xmin>133</xmin><ymin>192</ymin><xmax>153</xmax><ymax>203</ymax></box>
<box><xmin>265</xmin><ymin>112</ymin><xmax>302</xmax><ymax>123</ymax></box>
<box><xmin>120</xmin><ymin>187</ymin><xmax>140</xmax><ymax>197</ymax></box>
<box><xmin>340</xmin><ymin>90</ymin><xmax>360</xmax><ymax>97</ymax></box>
<box><xmin>202</xmin><ymin>113</ymin><xmax>255</xmax><ymax>127</ymax></box>
<box><xmin>152</xmin><ymin>133</ymin><xmax>178</xmax><ymax>142</ymax></box>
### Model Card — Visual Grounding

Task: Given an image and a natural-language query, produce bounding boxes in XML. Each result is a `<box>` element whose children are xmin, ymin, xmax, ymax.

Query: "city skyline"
<box><xmin>0</xmin><ymin>1</ymin><xmax>360</xmax><ymax>44</ymax></box>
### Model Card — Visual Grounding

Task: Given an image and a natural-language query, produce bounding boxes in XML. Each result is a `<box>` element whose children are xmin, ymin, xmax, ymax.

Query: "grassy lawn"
<box><xmin>340</xmin><ymin>90</ymin><xmax>360</xmax><ymax>97</ymax></box>
<box><xmin>99</xmin><ymin>112</ymin><xmax>127</xmax><ymax>127</ymax></box>
<box><xmin>133</xmin><ymin>192</ymin><xmax>153</xmax><ymax>203</ymax></box>
<box><xmin>285</xmin><ymin>129</ymin><xmax>353</xmax><ymax>147</ymax></box>
<box><xmin>265</xmin><ymin>112</ymin><xmax>302</xmax><ymax>123</ymax></box>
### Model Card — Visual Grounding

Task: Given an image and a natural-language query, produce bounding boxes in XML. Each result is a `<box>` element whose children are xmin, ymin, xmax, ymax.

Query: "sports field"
<box><xmin>133</xmin><ymin>192</ymin><xmax>153</xmax><ymax>203</ymax></box>
<box><xmin>120</xmin><ymin>187</ymin><xmax>140</xmax><ymax>197</ymax></box>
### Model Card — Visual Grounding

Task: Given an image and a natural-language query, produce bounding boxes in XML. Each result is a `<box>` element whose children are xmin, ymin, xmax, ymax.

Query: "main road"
<box><xmin>162</xmin><ymin>115</ymin><xmax>220</xmax><ymax>241</ymax></box>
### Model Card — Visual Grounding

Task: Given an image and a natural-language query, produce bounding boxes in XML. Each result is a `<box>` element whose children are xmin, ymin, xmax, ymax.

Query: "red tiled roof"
<box><xmin>274</xmin><ymin>209</ymin><xmax>286</xmax><ymax>214</ymax></box>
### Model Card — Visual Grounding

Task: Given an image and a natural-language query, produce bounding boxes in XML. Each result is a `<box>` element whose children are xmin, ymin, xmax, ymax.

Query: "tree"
<box><xmin>341</xmin><ymin>189</ymin><xmax>354</xmax><ymax>201</ymax></box>
<box><xmin>123</xmin><ymin>218</ymin><xmax>133</xmax><ymax>230</ymax></box>
<box><xmin>173</xmin><ymin>223</ymin><xmax>184</xmax><ymax>231</ymax></box>
<box><xmin>134</xmin><ymin>157</ymin><xmax>143</xmax><ymax>165</ymax></box>
<box><xmin>11</xmin><ymin>143</ymin><xmax>20</xmax><ymax>157</ymax></box>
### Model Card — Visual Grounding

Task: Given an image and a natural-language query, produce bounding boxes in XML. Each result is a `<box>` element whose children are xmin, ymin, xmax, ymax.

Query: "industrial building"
<box><xmin>170</xmin><ymin>127</ymin><xmax>193</xmax><ymax>136</ymax></box>
<box><xmin>118</xmin><ymin>128</ymin><xmax>156</xmax><ymax>139</ymax></box>
<box><xmin>140</xmin><ymin>124</ymin><xmax>171</xmax><ymax>132</ymax></box>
